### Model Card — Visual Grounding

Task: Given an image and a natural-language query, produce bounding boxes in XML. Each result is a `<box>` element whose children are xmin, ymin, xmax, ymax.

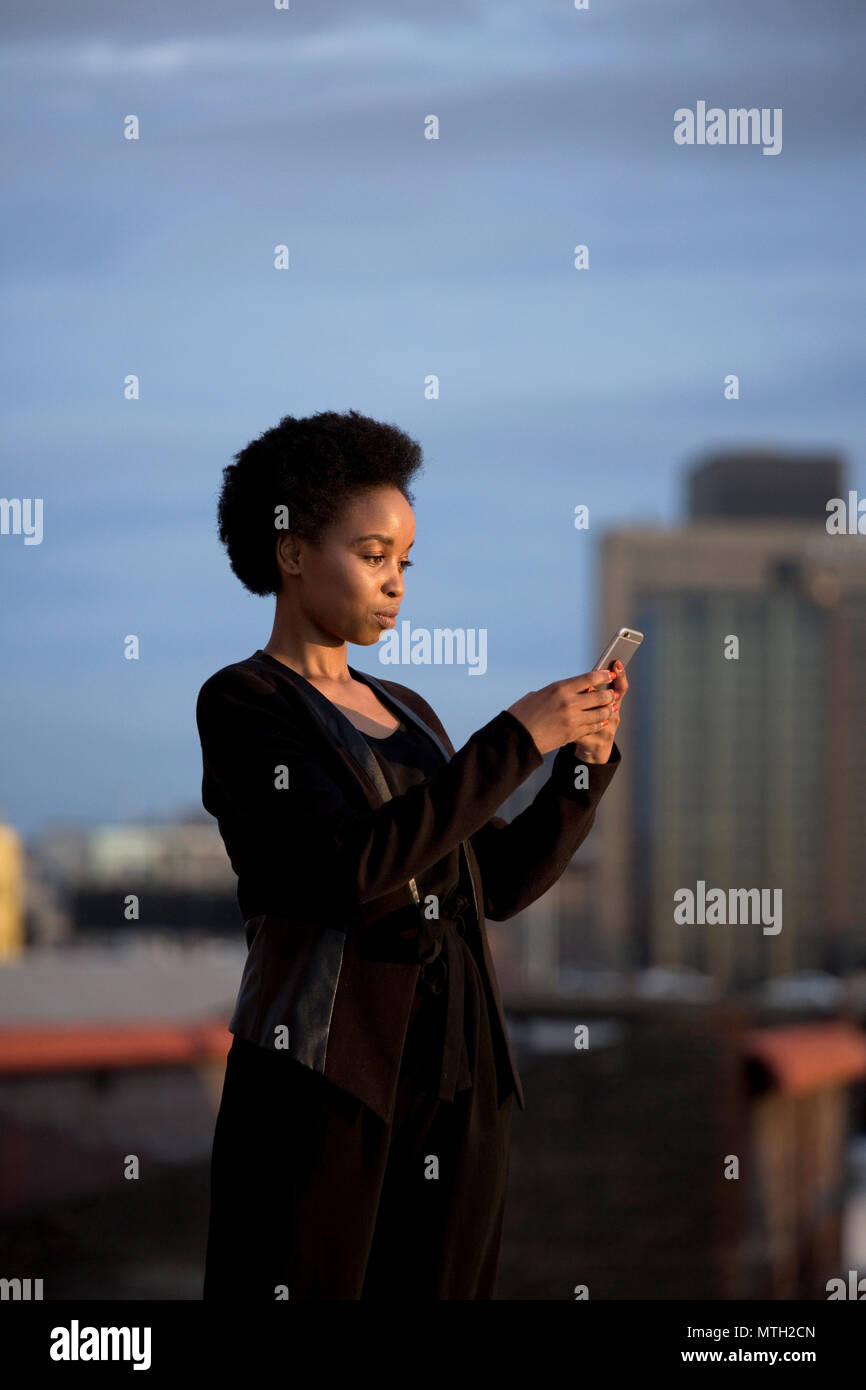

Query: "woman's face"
<box><xmin>279</xmin><ymin>485</ymin><xmax>415</xmax><ymax>647</ymax></box>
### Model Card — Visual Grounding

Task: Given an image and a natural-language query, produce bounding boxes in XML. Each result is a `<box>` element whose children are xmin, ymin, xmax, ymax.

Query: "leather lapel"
<box><xmin>250</xmin><ymin>652</ymin><xmax>451</xmax><ymax>804</ymax></box>
<box><xmin>250</xmin><ymin>654</ymin><xmax>396</xmax><ymax>806</ymax></box>
<box><xmin>248</xmin><ymin>653</ymin><xmax>473</xmax><ymax>912</ymax></box>
<box><xmin>248</xmin><ymin>654</ymin><xmax>447</xmax><ymax>910</ymax></box>
<box><xmin>349</xmin><ymin>667</ymin><xmax>453</xmax><ymax>762</ymax></box>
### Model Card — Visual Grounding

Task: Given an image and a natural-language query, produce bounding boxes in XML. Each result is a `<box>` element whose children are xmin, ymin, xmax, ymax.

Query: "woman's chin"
<box><xmin>345</xmin><ymin>626</ymin><xmax>382</xmax><ymax>648</ymax></box>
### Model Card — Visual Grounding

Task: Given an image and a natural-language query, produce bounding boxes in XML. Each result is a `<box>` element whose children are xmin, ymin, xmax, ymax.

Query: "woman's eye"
<box><xmin>364</xmin><ymin>555</ymin><xmax>413</xmax><ymax>570</ymax></box>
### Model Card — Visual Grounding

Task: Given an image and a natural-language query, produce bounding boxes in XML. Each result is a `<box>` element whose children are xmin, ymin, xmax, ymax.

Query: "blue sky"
<box><xmin>1</xmin><ymin>0</ymin><xmax>864</xmax><ymax>836</ymax></box>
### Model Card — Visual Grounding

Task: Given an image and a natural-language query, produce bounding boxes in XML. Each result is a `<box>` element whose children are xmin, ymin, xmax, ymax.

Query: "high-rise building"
<box><xmin>595</xmin><ymin>451</ymin><xmax>866</xmax><ymax>991</ymax></box>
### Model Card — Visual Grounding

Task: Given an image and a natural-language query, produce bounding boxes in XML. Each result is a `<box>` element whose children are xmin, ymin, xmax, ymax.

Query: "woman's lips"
<box><xmin>374</xmin><ymin>612</ymin><xmax>397</xmax><ymax>628</ymax></box>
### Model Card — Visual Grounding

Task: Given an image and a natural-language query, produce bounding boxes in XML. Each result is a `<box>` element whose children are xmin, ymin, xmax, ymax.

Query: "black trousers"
<box><xmin>202</xmin><ymin>936</ymin><xmax>514</xmax><ymax>1301</ymax></box>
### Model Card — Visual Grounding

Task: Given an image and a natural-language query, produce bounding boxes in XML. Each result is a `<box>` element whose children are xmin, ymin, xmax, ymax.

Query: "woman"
<box><xmin>196</xmin><ymin>408</ymin><xmax>627</xmax><ymax>1300</ymax></box>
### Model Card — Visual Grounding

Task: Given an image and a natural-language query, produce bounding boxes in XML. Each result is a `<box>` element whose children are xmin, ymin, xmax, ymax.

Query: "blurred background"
<box><xmin>1</xmin><ymin>0</ymin><xmax>865</xmax><ymax>1299</ymax></box>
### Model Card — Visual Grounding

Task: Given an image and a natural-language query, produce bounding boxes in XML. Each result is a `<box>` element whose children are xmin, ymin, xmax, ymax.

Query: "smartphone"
<box><xmin>593</xmin><ymin>627</ymin><xmax>643</xmax><ymax>686</ymax></box>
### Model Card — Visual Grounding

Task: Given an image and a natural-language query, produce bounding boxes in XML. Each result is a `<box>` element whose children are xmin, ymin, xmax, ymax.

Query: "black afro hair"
<box><xmin>216</xmin><ymin>408</ymin><xmax>424</xmax><ymax>596</ymax></box>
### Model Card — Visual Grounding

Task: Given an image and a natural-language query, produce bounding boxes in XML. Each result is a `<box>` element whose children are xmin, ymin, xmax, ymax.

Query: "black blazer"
<box><xmin>195</xmin><ymin>650</ymin><xmax>622</xmax><ymax>1124</ymax></box>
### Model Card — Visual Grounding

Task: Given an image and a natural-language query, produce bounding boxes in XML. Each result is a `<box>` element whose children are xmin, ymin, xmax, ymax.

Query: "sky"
<box><xmin>1</xmin><ymin>0</ymin><xmax>864</xmax><ymax>837</ymax></box>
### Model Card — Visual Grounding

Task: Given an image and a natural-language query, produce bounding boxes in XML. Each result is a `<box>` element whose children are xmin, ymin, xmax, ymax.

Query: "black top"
<box><xmin>361</xmin><ymin>718</ymin><xmax>493</xmax><ymax>1099</ymax></box>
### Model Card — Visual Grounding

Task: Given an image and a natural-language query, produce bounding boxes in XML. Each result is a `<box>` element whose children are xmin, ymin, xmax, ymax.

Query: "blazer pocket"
<box><xmin>229</xmin><ymin>915</ymin><xmax>347</xmax><ymax>1074</ymax></box>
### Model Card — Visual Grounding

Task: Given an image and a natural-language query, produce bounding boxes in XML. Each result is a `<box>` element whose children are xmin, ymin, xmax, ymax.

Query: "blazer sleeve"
<box><xmin>195</xmin><ymin>666</ymin><xmax>546</xmax><ymax>919</ymax></box>
<box><xmin>467</xmin><ymin>740</ymin><xmax>622</xmax><ymax>921</ymax></box>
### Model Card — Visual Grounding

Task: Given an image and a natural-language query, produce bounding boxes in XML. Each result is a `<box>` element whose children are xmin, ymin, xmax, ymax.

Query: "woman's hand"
<box><xmin>507</xmin><ymin>664</ymin><xmax>625</xmax><ymax>757</ymax></box>
<box><xmin>573</xmin><ymin>660</ymin><xmax>628</xmax><ymax>764</ymax></box>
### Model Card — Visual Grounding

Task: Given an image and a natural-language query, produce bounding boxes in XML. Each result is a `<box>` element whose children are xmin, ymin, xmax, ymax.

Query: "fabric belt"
<box><xmin>410</xmin><ymin>891</ymin><xmax>476</xmax><ymax>1099</ymax></box>
<box><xmin>415</xmin><ymin>890</ymin><xmax>472</xmax><ymax>995</ymax></box>
<box><xmin>416</xmin><ymin>916</ymin><xmax>461</xmax><ymax>996</ymax></box>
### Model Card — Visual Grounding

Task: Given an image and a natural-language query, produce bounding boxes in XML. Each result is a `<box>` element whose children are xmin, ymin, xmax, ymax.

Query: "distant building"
<box><xmin>596</xmin><ymin>449</ymin><xmax>866</xmax><ymax>989</ymax></box>
<box><xmin>31</xmin><ymin>820</ymin><xmax>240</xmax><ymax>937</ymax></box>
<box><xmin>0</xmin><ymin>824</ymin><xmax>24</xmax><ymax>959</ymax></box>
<box><xmin>688</xmin><ymin>449</ymin><xmax>841</xmax><ymax>521</ymax></box>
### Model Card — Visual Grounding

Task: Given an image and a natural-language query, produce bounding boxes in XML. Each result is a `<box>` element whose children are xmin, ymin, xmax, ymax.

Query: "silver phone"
<box><xmin>593</xmin><ymin>627</ymin><xmax>643</xmax><ymax>686</ymax></box>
